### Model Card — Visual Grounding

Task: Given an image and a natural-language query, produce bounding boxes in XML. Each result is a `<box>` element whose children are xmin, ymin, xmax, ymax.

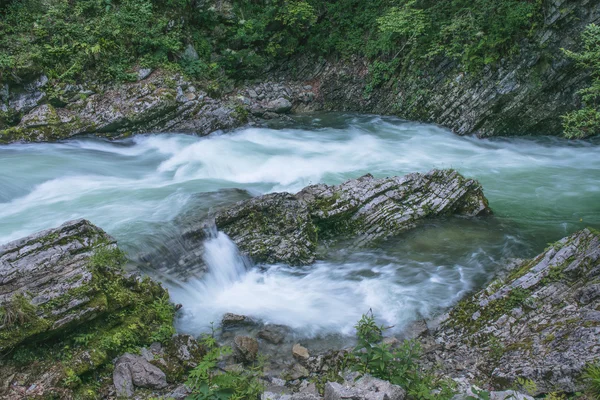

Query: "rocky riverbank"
<box><xmin>1</xmin><ymin>168</ymin><xmax>599</xmax><ymax>399</ymax></box>
<box><xmin>1</xmin><ymin>0</ymin><xmax>599</xmax><ymax>144</ymax></box>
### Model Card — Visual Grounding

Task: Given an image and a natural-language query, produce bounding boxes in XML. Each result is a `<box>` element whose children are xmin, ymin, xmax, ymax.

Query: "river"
<box><xmin>1</xmin><ymin>114</ymin><xmax>599</xmax><ymax>337</ymax></box>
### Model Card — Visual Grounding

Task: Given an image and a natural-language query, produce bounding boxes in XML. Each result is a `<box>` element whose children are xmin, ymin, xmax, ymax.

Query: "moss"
<box><xmin>448</xmin><ymin>287</ymin><xmax>530</xmax><ymax>333</ymax></box>
<box><xmin>2</xmin><ymin>245</ymin><xmax>177</xmax><ymax>394</ymax></box>
<box><xmin>0</xmin><ymin>117</ymin><xmax>89</xmax><ymax>144</ymax></box>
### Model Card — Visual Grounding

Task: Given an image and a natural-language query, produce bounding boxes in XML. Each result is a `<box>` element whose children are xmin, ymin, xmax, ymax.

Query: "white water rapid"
<box><xmin>1</xmin><ymin>114</ymin><xmax>599</xmax><ymax>337</ymax></box>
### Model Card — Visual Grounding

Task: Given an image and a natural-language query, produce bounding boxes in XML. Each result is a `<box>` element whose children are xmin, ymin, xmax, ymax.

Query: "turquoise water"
<box><xmin>1</xmin><ymin>114</ymin><xmax>598</xmax><ymax>335</ymax></box>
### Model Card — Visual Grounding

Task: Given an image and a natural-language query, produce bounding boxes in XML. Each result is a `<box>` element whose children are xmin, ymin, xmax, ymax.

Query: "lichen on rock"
<box><xmin>210</xmin><ymin>169</ymin><xmax>490</xmax><ymax>265</ymax></box>
<box><xmin>427</xmin><ymin>228</ymin><xmax>600</xmax><ymax>394</ymax></box>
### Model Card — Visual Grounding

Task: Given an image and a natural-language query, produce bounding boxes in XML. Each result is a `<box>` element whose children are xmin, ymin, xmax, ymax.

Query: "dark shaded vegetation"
<box><xmin>0</xmin><ymin>0</ymin><xmax>542</xmax><ymax>84</ymax></box>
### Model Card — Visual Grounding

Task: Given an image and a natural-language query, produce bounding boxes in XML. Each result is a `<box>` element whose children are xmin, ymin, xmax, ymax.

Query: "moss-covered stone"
<box><xmin>432</xmin><ymin>228</ymin><xmax>600</xmax><ymax>394</ymax></box>
<box><xmin>212</xmin><ymin>169</ymin><xmax>491</xmax><ymax>265</ymax></box>
<box><xmin>0</xmin><ymin>219</ymin><xmax>177</xmax><ymax>398</ymax></box>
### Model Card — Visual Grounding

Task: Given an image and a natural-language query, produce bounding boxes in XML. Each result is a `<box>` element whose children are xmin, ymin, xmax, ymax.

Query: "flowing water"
<box><xmin>1</xmin><ymin>114</ymin><xmax>599</xmax><ymax>337</ymax></box>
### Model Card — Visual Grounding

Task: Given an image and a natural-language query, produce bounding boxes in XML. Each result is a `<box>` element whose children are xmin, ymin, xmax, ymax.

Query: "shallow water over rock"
<box><xmin>0</xmin><ymin>113</ymin><xmax>599</xmax><ymax>337</ymax></box>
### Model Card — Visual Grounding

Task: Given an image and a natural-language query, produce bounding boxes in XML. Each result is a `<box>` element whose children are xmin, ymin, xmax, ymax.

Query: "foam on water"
<box><xmin>1</xmin><ymin>114</ymin><xmax>599</xmax><ymax>336</ymax></box>
<box><xmin>167</xmin><ymin>227</ymin><xmax>483</xmax><ymax>336</ymax></box>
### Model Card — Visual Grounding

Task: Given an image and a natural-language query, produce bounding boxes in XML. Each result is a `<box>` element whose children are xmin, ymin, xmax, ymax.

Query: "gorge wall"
<box><xmin>1</xmin><ymin>0</ymin><xmax>599</xmax><ymax>143</ymax></box>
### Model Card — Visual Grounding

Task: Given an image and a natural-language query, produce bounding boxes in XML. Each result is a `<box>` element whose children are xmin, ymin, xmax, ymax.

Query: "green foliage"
<box><xmin>466</xmin><ymin>387</ymin><xmax>491</xmax><ymax>400</ymax></box>
<box><xmin>582</xmin><ymin>361</ymin><xmax>600</xmax><ymax>397</ymax></box>
<box><xmin>0</xmin><ymin>293</ymin><xmax>38</xmax><ymax>328</ymax></box>
<box><xmin>515</xmin><ymin>377</ymin><xmax>537</xmax><ymax>396</ymax></box>
<box><xmin>562</xmin><ymin>24</ymin><xmax>600</xmax><ymax>138</ymax></box>
<box><xmin>351</xmin><ymin>312</ymin><xmax>455</xmax><ymax>400</ymax></box>
<box><xmin>186</xmin><ymin>332</ymin><xmax>264</xmax><ymax>400</ymax></box>
<box><xmin>0</xmin><ymin>0</ymin><xmax>543</xmax><ymax>86</ymax></box>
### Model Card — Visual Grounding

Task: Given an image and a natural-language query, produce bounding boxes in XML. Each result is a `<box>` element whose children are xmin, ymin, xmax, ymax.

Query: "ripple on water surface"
<box><xmin>0</xmin><ymin>114</ymin><xmax>598</xmax><ymax>336</ymax></box>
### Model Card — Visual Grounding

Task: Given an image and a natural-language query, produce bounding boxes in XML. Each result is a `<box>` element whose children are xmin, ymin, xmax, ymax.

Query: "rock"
<box><xmin>287</xmin><ymin>363</ymin><xmax>310</xmax><ymax>380</ymax></box>
<box><xmin>0</xmin><ymin>220</ymin><xmax>174</xmax><ymax>398</ymax></box>
<box><xmin>113</xmin><ymin>353</ymin><xmax>167</xmax><ymax>397</ymax></box>
<box><xmin>183</xmin><ymin>44</ymin><xmax>199</xmax><ymax>60</ymax></box>
<box><xmin>431</xmin><ymin>228</ymin><xmax>600</xmax><ymax>393</ymax></box>
<box><xmin>354</xmin><ymin>375</ymin><xmax>405</xmax><ymax>400</ymax></box>
<box><xmin>0</xmin><ymin>73</ymin><xmax>250</xmax><ymax>144</ymax></box>
<box><xmin>324</xmin><ymin>374</ymin><xmax>406</xmax><ymax>400</ymax></box>
<box><xmin>166</xmin><ymin>384</ymin><xmax>192</xmax><ymax>399</ymax></box>
<box><xmin>490</xmin><ymin>391</ymin><xmax>533</xmax><ymax>400</ymax></box>
<box><xmin>299</xmin><ymin>381</ymin><xmax>319</xmax><ymax>396</ymax></box>
<box><xmin>167</xmin><ymin>334</ymin><xmax>205</xmax><ymax>365</ymax></box>
<box><xmin>291</xmin><ymin>394</ymin><xmax>321</xmax><ymax>400</ymax></box>
<box><xmin>222</xmin><ymin>312</ymin><xmax>254</xmax><ymax>328</ymax></box>
<box><xmin>265</xmin><ymin>98</ymin><xmax>292</xmax><ymax>114</ymax></box>
<box><xmin>7</xmin><ymin>75</ymin><xmax>47</xmax><ymax>114</ymax></box>
<box><xmin>233</xmin><ymin>335</ymin><xmax>259</xmax><ymax>363</ymax></box>
<box><xmin>258</xmin><ymin>324</ymin><xmax>289</xmax><ymax>344</ymax></box>
<box><xmin>0</xmin><ymin>219</ymin><xmax>114</xmax><ymax>349</ymax></box>
<box><xmin>138</xmin><ymin>68</ymin><xmax>153</xmax><ymax>80</ymax></box>
<box><xmin>293</xmin><ymin>343</ymin><xmax>310</xmax><ymax>360</ymax></box>
<box><xmin>263</xmin><ymin>392</ymin><xmax>292</xmax><ymax>400</ymax></box>
<box><xmin>210</xmin><ymin>169</ymin><xmax>490</xmax><ymax>265</ymax></box>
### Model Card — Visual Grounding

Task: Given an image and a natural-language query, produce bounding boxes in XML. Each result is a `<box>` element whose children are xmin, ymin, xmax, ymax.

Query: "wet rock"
<box><xmin>212</xmin><ymin>169</ymin><xmax>490</xmax><ymax>265</ymax></box>
<box><xmin>431</xmin><ymin>228</ymin><xmax>600</xmax><ymax>394</ymax></box>
<box><xmin>258</xmin><ymin>324</ymin><xmax>289</xmax><ymax>344</ymax></box>
<box><xmin>233</xmin><ymin>335</ymin><xmax>259</xmax><ymax>363</ymax></box>
<box><xmin>113</xmin><ymin>353</ymin><xmax>167</xmax><ymax>397</ymax></box>
<box><xmin>293</xmin><ymin>343</ymin><xmax>310</xmax><ymax>361</ymax></box>
<box><xmin>222</xmin><ymin>312</ymin><xmax>254</xmax><ymax>328</ymax></box>
<box><xmin>265</xmin><ymin>98</ymin><xmax>292</xmax><ymax>114</ymax></box>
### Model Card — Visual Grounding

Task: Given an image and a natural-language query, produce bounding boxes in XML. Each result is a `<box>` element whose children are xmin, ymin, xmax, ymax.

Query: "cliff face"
<box><xmin>1</xmin><ymin>0</ymin><xmax>598</xmax><ymax>143</ymax></box>
<box><xmin>276</xmin><ymin>0</ymin><xmax>600</xmax><ymax>137</ymax></box>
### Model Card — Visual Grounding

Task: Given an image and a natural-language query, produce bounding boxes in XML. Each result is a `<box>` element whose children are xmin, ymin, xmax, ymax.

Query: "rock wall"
<box><xmin>425</xmin><ymin>228</ymin><xmax>600</xmax><ymax>394</ymax></box>
<box><xmin>274</xmin><ymin>0</ymin><xmax>600</xmax><ymax>137</ymax></box>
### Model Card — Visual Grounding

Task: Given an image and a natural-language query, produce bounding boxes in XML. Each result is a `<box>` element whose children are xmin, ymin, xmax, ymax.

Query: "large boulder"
<box><xmin>113</xmin><ymin>353</ymin><xmax>168</xmax><ymax>397</ymax></box>
<box><xmin>0</xmin><ymin>220</ymin><xmax>176</xmax><ymax>398</ymax></box>
<box><xmin>429</xmin><ymin>228</ymin><xmax>600</xmax><ymax>394</ymax></box>
<box><xmin>211</xmin><ymin>169</ymin><xmax>490</xmax><ymax>264</ymax></box>
<box><xmin>0</xmin><ymin>219</ymin><xmax>115</xmax><ymax>349</ymax></box>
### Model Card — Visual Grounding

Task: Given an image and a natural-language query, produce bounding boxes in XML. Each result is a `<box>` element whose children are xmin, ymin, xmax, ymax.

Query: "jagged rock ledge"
<box><xmin>211</xmin><ymin>169</ymin><xmax>491</xmax><ymax>265</ymax></box>
<box><xmin>0</xmin><ymin>219</ymin><xmax>202</xmax><ymax>399</ymax></box>
<box><xmin>424</xmin><ymin>228</ymin><xmax>600</xmax><ymax>394</ymax></box>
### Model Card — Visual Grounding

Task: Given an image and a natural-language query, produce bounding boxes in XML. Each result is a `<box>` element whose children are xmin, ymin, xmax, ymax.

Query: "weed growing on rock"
<box><xmin>186</xmin><ymin>326</ymin><xmax>264</xmax><ymax>400</ymax></box>
<box><xmin>582</xmin><ymin>362</ymin><xmax>600</xmax><ymax>398</ymax></box>
<box><xmin>351</xmin><ymin>311</ymin><xmax>456</xmax><ymax>400</ymax></box>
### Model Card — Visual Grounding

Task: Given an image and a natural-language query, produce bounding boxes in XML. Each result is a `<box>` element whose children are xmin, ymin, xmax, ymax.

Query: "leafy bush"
<box><xmin>351</xmin><ymin>311</ymin><xmax>455</xmax><ymax>400</ymax></box>
<box><xmin>0</xmin><ymin>0</ymin><xmax>543</xmax><ymax>85</ymax></box>
<box><xmin>186</xmin><ymin>330</ymin><xmax>264</xmax><ymax>400</ymax></box>
<box><xmin>562</xmin><ymin>24</ymin><xmax>600</xmax><ymax>138</ymax></box>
